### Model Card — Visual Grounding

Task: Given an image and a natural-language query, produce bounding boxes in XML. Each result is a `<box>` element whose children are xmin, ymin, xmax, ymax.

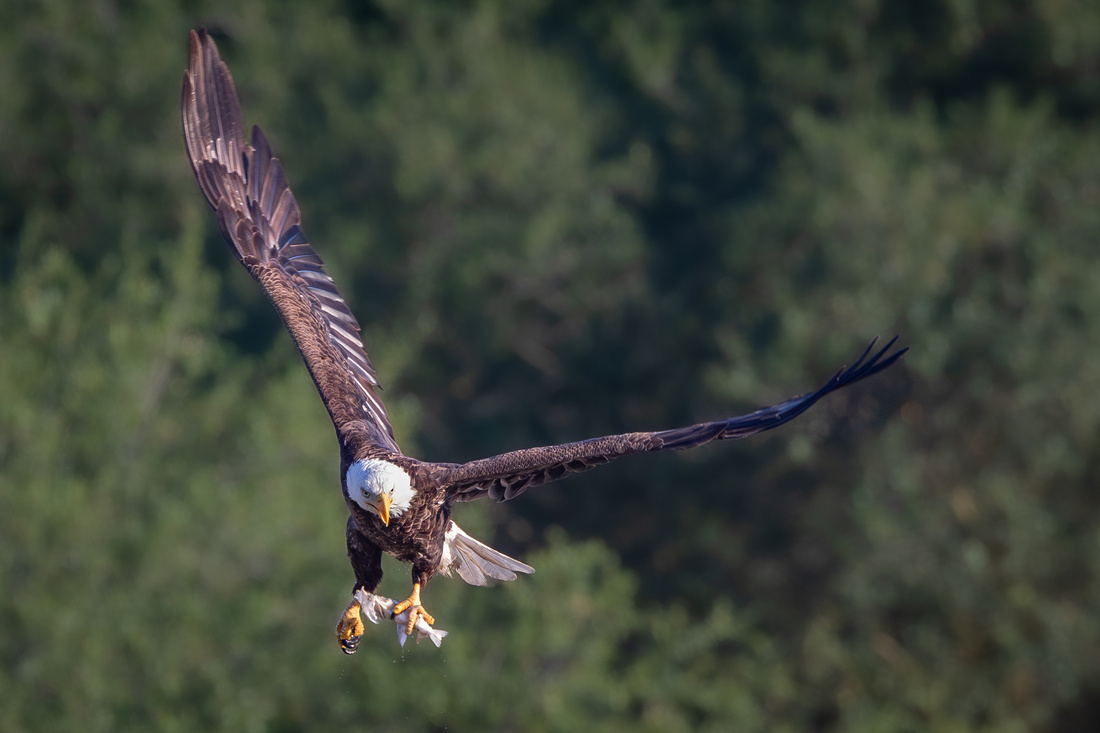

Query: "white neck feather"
<box><xmin>346</xmin><ymin>459</ymin><xmax>416</xmax><ymax>519</ymax></box>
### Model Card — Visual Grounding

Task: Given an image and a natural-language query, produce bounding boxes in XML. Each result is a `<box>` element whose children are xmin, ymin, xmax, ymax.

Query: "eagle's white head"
<box><xmin>345</xmin><ymin>459</ymin><xmax>415</xmax><ymax>526</ymax></box>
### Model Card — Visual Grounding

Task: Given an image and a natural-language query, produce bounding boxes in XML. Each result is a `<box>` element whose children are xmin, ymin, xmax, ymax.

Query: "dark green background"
<box><xmin>3</xmin><ymin>1</ymin><xmax>1099</xmax><ymax>730</ymax></box>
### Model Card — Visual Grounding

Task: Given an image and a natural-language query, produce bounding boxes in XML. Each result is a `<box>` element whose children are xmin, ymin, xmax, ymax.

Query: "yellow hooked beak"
<box><xmin>369</xmin><ymin>493</ymin><xmax>393</xmax><ymax>526</ymax></box>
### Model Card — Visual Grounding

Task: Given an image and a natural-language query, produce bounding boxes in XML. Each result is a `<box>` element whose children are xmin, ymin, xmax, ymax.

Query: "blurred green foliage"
<box><xmin>2</xmin><ymin>0</ymin><xmax>1100</xmax><ymax>730</ymax></box>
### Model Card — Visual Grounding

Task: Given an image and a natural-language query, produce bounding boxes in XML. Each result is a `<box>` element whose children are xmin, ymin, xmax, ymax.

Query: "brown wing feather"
<box><xmin>182</xmin><ymin>29</ymin><xmax>398</xmax><ymax>452</ymax></box>
<box><xmin>440</xmin><ymin>338</ymin><xmax>907</xmax><ymax>502</ymax></box>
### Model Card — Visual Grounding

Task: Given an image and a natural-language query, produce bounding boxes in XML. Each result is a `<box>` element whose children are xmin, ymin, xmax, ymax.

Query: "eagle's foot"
<box><xmin>353</xmin><ymin>589</ymin><xmax>449</xmax><ymax>647</ymax></box>
<box><xmin>391</xmin><ymin>582</ymin><xmax>435</xmax><ymax>636</ymax></box>
<box><xmin>335</xmin><ymin>597</ymin><xmax>365</xmax><ymax>655</ymax></box>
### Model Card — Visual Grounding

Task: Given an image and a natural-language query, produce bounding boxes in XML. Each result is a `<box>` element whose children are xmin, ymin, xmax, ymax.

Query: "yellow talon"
<box><xmin>335</xmin><ymin>598</ymin><xmax>365</xmax><ymax>655</ymax></box>
<box><xmin>391</xmin><ymin>582</ymin><xmax>435</xmax><ymax>635</ymax></box>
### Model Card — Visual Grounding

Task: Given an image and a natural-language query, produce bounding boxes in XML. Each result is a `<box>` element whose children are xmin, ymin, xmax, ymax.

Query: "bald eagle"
<box><xmin>181</xmin><ymin>29</ymin><xmax>907</xmax><ymax>653</ymax></box>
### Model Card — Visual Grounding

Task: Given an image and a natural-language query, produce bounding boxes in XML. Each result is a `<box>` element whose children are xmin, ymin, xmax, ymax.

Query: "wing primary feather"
<box><xmin>182</xmin><ymin>29</ymin><xmax>400</xmax><ymax>452</ymax></box>
<box><xmin>440</xmin><ymin>338</ymin><xmax>907</xmax><ymax>502</ymax></box>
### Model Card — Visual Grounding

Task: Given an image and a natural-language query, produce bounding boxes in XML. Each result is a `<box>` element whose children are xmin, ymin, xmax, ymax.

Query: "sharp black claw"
<box><xmin>340</xmin><ymin>636</ymin><xmax>360</xmax><ymax>655</ymax></box>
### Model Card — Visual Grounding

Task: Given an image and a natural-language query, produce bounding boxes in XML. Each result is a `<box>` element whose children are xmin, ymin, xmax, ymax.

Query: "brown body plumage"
<box><xmin>181</xmin><ymin>29</ymin><xmax>907</xmax><ymax>653</ymax></box>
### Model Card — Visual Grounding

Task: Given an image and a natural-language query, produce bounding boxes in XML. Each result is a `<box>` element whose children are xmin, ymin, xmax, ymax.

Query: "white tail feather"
<box><xmin>440</xmin><ymin>522</ymin><xmax>535</xmax><ymax>586</ymax></box>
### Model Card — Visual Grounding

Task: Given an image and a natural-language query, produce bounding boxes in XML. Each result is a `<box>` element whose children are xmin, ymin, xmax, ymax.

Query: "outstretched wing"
<box><xmin>182</xmin><ymin>29</ymin><xmax>399</xmax><ymax>453</ymax></box>
<box><xmin>439</xmin><ymin>338</ymin><xmax>906</xmax><ymax>502</ymax></box>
